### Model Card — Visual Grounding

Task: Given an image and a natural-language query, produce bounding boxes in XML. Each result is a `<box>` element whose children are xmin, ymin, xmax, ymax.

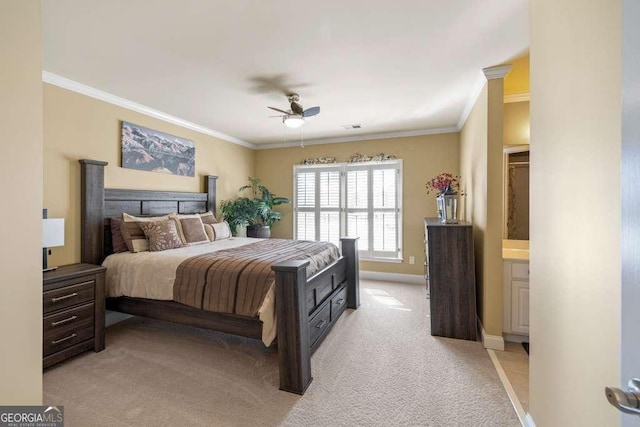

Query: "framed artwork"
<box><xmin>121</xmin><ymin>121</ymin><xmax>195</xmax><ymax>176</ymax></box>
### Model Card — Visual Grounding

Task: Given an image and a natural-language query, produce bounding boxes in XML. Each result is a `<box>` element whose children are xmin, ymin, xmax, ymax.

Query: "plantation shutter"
<box><xmin>294</xmin><ymin>160</ymin><xmax>402</xmax><ymax>261</ymax></box>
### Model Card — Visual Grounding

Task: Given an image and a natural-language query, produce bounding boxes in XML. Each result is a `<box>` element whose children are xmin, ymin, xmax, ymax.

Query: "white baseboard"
<box><xmin>488</xmin><ymin>349</ymin><xmax>527</xmax><ymax>426</ymax></box>
<box><xmin>524</xmin><ymin>413</ymin><xmax>536</xmax><ymax>427</ymax></box>
<box><xmin>477</xmin><ymin>316</ymin><xmax>505</xmax><ymax>351</ymax></box>
<box><xmin>360</xmin><ymin>271</ymin><xmax>424</xmax><ymax>284</ymax></box>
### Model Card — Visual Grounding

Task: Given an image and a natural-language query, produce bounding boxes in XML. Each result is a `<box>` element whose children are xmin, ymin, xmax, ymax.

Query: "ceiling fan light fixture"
<box><xmin>283</xmin><ymin>116</ymin><xmax>305</xmax><ymax>128</ymax></box>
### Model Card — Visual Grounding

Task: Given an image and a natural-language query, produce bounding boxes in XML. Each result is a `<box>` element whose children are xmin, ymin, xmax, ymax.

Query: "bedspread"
<box><xmin>173</xmin><ymin>239</ymin><xmax>340</xmax><ymax>317</ymax></box>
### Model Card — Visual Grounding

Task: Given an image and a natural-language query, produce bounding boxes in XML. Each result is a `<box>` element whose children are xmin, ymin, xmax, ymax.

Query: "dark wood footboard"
<box><xmin>272</xmin><ymin>237</ymin><xmax>359</xmax><ymax>394</ymax></box>
<box><xmin>80</xmin><ymin>159</ymin><xmax>360</xmax><ymax>395</ymax></box>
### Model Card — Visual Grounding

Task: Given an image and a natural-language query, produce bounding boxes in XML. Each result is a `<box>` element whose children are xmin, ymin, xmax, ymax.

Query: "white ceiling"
<box><xmin>42</xmin><ymin>0</ymin><xmax>529</xmax><ymax>148</ymax></box>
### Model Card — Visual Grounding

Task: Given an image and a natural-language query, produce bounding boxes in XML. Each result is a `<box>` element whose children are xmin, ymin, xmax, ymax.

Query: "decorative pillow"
<box><xmin>204</xmin><ymin>224</ymin><xmax>215</xmax><ymax>242</ymax></box>
<box><xmin>139</xmin><ymin>220</ymin><xmax>184</xmax><ymax>252</ymax></box>
<box><xmin>170</xmin><ymin>213</ymin><xmax>209</xmax><ymax>245</ymax></box>
<box><xmin>121</xmin><ymin>213</ymin><xmax>171</xmax><ymax>253</ymax></box>
<box><xmin>211</xmin><ymin>221</ymin><xmax>232</xmax><ymax>241</ymax></box>
<box><xmin>199</xmin><ymin>211</ymin><xmax>217</xmax><ymax>225</ymax></box>
<box><xmin>110</xmin><ymin>217</ymin><xmax>128</xmax><ymax>253</ymax></box>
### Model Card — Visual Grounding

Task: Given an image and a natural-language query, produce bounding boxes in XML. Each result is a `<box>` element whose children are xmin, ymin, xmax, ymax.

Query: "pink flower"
<box><xmin>425</xmin><ymin>173</ymin><xmax>462</xmax><ymax>195</ymax></box>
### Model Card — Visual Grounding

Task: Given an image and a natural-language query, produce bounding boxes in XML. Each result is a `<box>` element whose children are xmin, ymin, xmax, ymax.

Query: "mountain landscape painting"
<box><xmin>121</xmin><ymin>121</ymin><xmax>195</xmax><ymax>176</ymax></box>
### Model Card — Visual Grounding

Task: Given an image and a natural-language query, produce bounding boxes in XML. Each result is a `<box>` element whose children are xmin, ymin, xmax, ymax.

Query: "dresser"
<box><xmin>424</xmin><ymin>218</ymin><xmax>477</xmax><ymax>340</ymax></box>
<box><xmin>43</xmin><ymin>263</ymin><xmax>106</xmax><ymax>368</ymax></box>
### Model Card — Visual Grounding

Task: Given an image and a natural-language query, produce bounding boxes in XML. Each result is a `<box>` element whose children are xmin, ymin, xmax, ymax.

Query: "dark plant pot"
<box><xmin>246</xmin><ymin>225</ymin><xmax>271</xmax><ymax>238</ymax></box>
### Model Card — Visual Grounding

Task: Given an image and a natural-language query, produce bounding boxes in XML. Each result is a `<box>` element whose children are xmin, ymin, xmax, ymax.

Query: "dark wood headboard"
<box><xmin>80</xmin><ymin>159</ymin><xmax>218</xmax><ymax>265</ymax></box>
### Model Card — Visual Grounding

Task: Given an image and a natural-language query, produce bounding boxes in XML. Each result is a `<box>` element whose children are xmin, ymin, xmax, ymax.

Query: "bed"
<box><xmin>79</xmin><ymin>159</ymin><xmax>360</xmax><ymax>395</ymax></box>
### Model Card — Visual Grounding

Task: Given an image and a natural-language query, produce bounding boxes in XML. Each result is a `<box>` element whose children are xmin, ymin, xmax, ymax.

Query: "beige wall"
<box><xmin>255</xmin><ymin>133</ymin><xmax>460</xmax><ymax>275</ymax></box>
<box><xmin>0</xmin><ymin>0</ymin><xmax>43</xmax><ymax>404</ymax></box>
<box><xmin>459</xmin><ymin>79</ymin><xmax>504</xmax><ymax>338</ymax></box>
<box><xmin>503</xmin><ymin>101</ymin><xmax>530</xmax><ymax>146</ymax></box>
<box><xmin>44</xmin><ymin>84</ymin><xmax>256</xmax><ymax>266</ymax></box>
<box><xmin>530</xmin><ymin>0</ymin><xmax>621</xmax><ymax>425</ymax></box>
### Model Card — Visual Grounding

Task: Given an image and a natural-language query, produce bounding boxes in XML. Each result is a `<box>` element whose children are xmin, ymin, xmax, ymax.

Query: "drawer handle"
<box><xmin>51</xmin><ymin>293</ymin><xmax>78</xmax><ymax>303</ymax></box>
<box><xmin>51</xmin><ymin>333</ymin><xmax>77</xmax><ymax>345</ymax></box>
<box><xmin>335</xmin><ymin>298</ymin><xmax>345</xmax><ymax>305</ymax></box>
<box><xmin>50</xmin><ymin>315</ymin><xmax>78</xmax><ymax>327</ymax></box>
<box><xmin>316</xmin><ymin>319</ymin><xmax>327</xmax><ymax>329</ymax></box>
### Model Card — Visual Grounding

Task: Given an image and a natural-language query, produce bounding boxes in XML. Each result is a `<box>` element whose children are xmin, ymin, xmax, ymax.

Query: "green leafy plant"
<box><xmin>220</xmin><ymin>177</ymin><xmax>291</xmax><ymax>236</ymax></box>
<box><xmin>239</xmin><ymin>177</ymin><xmax>291</xmax><ymax>227</ymax></box>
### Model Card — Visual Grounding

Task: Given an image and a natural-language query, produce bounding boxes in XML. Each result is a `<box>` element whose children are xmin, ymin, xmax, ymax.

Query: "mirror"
<box><xmin>504</xmin><ymin>146</ymin><xmax>529</xmax><ymax>240</ymax></box>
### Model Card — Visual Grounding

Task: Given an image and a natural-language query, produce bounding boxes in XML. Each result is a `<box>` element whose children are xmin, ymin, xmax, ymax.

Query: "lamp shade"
<box><xmin>283</xmin><ymin>116</ymin><xmax>305</xmax><ymax>128</ymax></box>
<box><xmin>43</xmin><ymin>218</ymin><xmax>65</xmax><ymax>248</ymax></box>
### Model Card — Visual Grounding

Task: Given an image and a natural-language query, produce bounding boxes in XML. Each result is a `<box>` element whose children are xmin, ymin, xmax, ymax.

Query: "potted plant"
<box><xmin>221</xmin><ymin>177</ymin><xmax>290</xmax><ymax>238</ymax></box>
<box><xmin>240</xmin><ymin>177</ymin><xmax>290</xmax><ymax>238</ymax></box>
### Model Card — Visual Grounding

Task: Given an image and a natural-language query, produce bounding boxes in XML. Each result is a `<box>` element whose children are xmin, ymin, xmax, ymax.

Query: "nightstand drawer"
<box><xmin>43</xmin><ymin>302</ymin><xmax>94</xmax><ymax>337</ymax></box>
<box><xmin>44</xmin><ymin>324</ymin><xmax>94</xmax><ymax>357</ymax></box>
<box><xmin>43</xmin><ymin>280</ymin><xmax>95</xmax><ymax>314</ymax></box>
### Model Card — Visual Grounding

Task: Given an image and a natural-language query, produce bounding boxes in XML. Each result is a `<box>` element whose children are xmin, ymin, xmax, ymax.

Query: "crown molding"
<box><xmin>504</xmin><ymin>92</ymin><xmax>530</xmax><ymax>103</ymax></box>
<box><xmin>254</xmin><ymin>126</ymin><xmax>459</xmax><ymax>150</ymax></box>
<box><xmin>483</xmin><ymin>65</ymin><xmax>513</xmax><ymax>80</ymax></box>
<box><xmin>42</xmin><ymin>71</ymin><xmax>256</xmax><ymax>149</ymax></box>
<box><xmin>457</xmin><ymin>71</ymin><xmax>488</xmax><ymax>130</ymax></box>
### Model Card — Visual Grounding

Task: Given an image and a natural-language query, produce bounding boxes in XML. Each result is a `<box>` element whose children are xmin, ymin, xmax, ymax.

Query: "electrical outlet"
<box><xmin>409</xmin><ymin>256</ymin><xmax>415</xmax><ymax>265</ymax></box>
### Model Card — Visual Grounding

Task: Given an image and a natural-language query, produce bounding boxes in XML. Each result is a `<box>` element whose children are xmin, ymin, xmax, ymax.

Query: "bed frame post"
<box><xmin>79</xmin><ymin>159</ymin><xmax>108</xmax><ymax>265</ymax></box>
<box><xmin>340</xmin><ymin>237</ymin><xmax>360</xmax><ymax>309</ymax></box>
<box><xmin>272</xmin><ymin>259</ymin><xmax>312</xmax><ymax>395</ymax></box>
<box><xmin>205</xmin><ymin>175</ymin><xmax>218</xmax><ymax>216</ymax></box>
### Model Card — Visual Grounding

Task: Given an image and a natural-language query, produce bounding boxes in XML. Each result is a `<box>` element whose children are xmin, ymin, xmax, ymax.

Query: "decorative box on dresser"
<box><xmin>43</xmin><ymin>263</ymin><xmax>106</xmax><ymax>368</ymax></box>
<box><xmin>424</xmin><ymin>218</ymin><xmax>477</xmax><ymax>341</ymax></box>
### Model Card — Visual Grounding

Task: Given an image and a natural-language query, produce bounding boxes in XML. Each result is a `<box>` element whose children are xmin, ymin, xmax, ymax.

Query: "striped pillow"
<box><xmin>121</xmin><ymin>213</ymin><xmax>171</xmax><ymax>253</ymax></box>
<box><xmin>199</xmin><ymin>211</ymin><xmax>217</xmax><ymax>225</ymax></box>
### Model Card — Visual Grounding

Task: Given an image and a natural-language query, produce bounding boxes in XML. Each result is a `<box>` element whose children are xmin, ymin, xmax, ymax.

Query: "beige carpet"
<box><xmin>44</xmin><ymin>280</ymin><xmax>518</xmax><ymax>426</ymax></box>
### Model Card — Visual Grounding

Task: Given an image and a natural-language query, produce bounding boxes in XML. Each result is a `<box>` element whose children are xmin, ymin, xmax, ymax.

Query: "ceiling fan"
<box><xmin>268</xmin><ymin>94</ymin><xmax>320</xmax><ymax>128</ymax></box>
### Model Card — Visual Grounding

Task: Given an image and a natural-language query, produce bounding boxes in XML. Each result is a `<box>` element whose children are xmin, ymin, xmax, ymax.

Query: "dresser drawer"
<box><xmin>511</xmin><ymin>262</ymin><xmax>529</xmax><ymax>281</ymax></box>
<box><xmin>43</xmin><ymin>324</ymin><xmax>94</xmax><ymax>357</ymax></box>
<box><xmin>43</xmin><ymin>302</ymin><xmax>94</xmax><ymax>337</ymax></box>
<box><xmin>309</xmin><ymin>303</ymin><xmax>331</xmax><ymax>346</ymax></box>
<box><xmin>43</xmin><ymin>280</ymin><xmax>95</xmax><ymax>314</ymax></box>
<box><xmin>330</xmin><ymin>286</ymin><xmax>348</xmax><ymax>321</ymax></box>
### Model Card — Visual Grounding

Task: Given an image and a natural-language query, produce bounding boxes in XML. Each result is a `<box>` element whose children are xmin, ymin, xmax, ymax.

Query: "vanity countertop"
<box><xmin>503</xmin><ymin>239</ymin><xmax>530</xmax><ymax>261</ymax></box>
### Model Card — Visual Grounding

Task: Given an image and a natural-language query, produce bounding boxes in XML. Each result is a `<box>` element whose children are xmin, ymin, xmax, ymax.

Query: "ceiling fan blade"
<box><xmin>269</xmin><ymin>115</ymin><xmax>287</xmax><ymax>118</ymax></box>
<box><xmin>290</xmin><ymin>101</ymin><xmax>304</xmax><ymax>115</ymax></box>
<box><xmin>303</xmin><ymin>106</ymin><xmax>320</xmax><ymax>117</ymax></box>
<box><xmin>268</xmin><ymin>106</ymin><xmax>290</xmax><ymax>114</ymax></box>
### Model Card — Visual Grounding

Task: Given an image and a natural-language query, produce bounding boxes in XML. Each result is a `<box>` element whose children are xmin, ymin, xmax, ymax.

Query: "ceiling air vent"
<box><xmin>342</xmin><ymin>124</ymin><xmax>362</xmax><ymax>130</ymax></box>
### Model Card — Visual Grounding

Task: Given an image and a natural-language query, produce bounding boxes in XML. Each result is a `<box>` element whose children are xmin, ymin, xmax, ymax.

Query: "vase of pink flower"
<box><xmin>425</xmin><ymin>173</ymin><xmax>461</xmax><ymax>223</ymax></box>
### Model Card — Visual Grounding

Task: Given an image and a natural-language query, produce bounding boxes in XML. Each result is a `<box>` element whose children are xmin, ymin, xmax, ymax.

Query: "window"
<box><xmin>293</xmin><ymin>160</ymin><xmax>402</xmax><ymax>261</ymax></box>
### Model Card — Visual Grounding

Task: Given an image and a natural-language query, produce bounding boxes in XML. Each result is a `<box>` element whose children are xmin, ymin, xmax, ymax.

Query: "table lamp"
<box><xmin>42</xmin><ymin>217</ymin><xmax>65</xmax><ymax>272</ymax></box>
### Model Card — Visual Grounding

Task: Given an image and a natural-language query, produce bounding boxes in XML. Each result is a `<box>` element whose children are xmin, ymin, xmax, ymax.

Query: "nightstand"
<box><xmin>43</xmin><ymin>263</ymin><xmax>106</xmax><ymax>368</ymax></box>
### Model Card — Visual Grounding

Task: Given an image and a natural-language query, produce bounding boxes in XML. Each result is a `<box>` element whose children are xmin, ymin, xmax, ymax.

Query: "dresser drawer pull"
<box><xmin>51</xmin><ymin>333</ymin><xmax>77</xmax><ymax>345</ymax></box>
<box><xmin>315</xmin><ymin>319</ymin><xmax>327</xmax><ymax>329</ymax></box>
<box><xmin>334</xmin><ymin>298</ymin><xmax>345</xmax><ymax>305</ymax></box>
<box><xmin>50</xmin><ymin>316</ymin><xmax>78</xmax><ymax>327</ymax></box>
<box><xmin>51</xmin><ymin>292</ymin><xmax>79</xmax><ymax>303</ymax></box>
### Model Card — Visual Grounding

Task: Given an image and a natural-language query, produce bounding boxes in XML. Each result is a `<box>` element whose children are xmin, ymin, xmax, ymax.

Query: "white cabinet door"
<box><xmin>511</xmin><ymin>280</ymin><xmax>530</xmax><ymax>334</ymax></box>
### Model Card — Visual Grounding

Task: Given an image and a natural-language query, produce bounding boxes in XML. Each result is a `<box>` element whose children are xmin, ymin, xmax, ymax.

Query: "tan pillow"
<box><xmin>204</xmin><ymin>224</ymin><xmax>215</xmax><ymax>242</ymax></box>
<box><xmin>211</xmin><ymin>221</ymin><xmax>232</xmax><ymax>240</ymax></box>
<box><xmin>139</xmin><ymin>220</ymin><xmax>184</xmax><ymax>252</ymax></box>
<box><xmin>199</xmin><ymin>211</ymin><xmax>217</xmax><ymax>225</ymax></box>
<box><xmin>121</xmin><ymin>213</ymin><xmax>171</xmax><ymax>253</ymax></box>
<box><xmin>170</xmin><ymin>213</ymin><xmax>209</xmax><ymax>245</ymax></box>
